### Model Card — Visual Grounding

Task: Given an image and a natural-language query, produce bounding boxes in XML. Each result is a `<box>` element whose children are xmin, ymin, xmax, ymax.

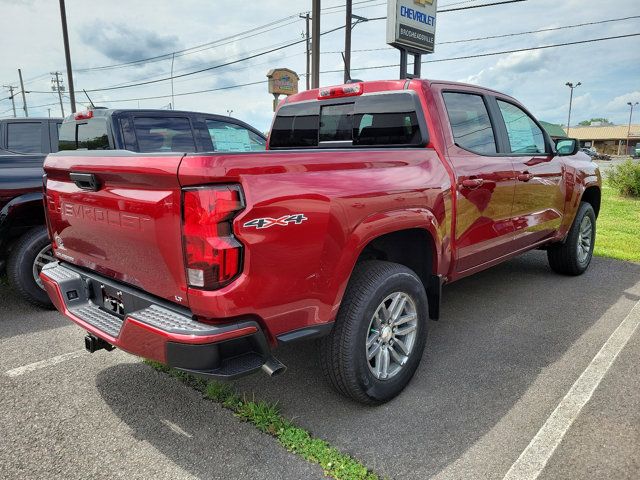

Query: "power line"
<box><xmin>61</xmin><ymin>25</ymin><xmax>347</xmax><ymax>94</ymax></box>
<box><xmin>25</xmin><ymin>31</ymin><xmax>635</xmax><ymax>111</ymax></box>
<box><xmin>74</xmin><ymin>16</ymin><xmax>304</xmax><ymax>73</ymax></box>
<box><xmin>37</xmin><ymin>0</ymin><xmax>526</xmax><ymax>80</ymax></box>
<box><xmin>319</xmin><ymin>32</ymin><xmax>640</xmax><ymax>74</ymax></box>
<box><xmin>36</xmin><ymin>0</ymin><xmax>528</xmax><ymax>96</ymax></box>
<box><xmin>322</xmin><ymin>15</ymin><xmax>640</xmax><ymax>53</ymax></box>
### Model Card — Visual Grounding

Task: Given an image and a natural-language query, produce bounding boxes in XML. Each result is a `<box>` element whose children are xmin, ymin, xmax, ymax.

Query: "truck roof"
<box><xmin>282</xmin><ymin>78</ymin><xmax>510</xmax><ymax>105</ymax></box>
<box><xmin>0</xmin><ymin>117</ymin><xmax>62</xmax><ymax>122</ymax></box>
<box><xmin>61</xmin><ymin>108</ymin><xmax>243</xmax><ymax>122</ymax></box>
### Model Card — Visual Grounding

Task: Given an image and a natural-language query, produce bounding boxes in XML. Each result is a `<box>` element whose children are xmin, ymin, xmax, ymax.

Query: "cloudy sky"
<box><xmin>1</xmin><ymin>0</ymin><xmax>638</xmax><ymax>131</ymax></box>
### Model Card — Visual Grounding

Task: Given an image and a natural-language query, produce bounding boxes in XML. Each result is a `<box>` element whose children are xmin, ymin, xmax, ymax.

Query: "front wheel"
<box><xmin>6</xmin><ymin>226</ymin><xmax>55</xmax><ymax>309</ymax></box>
<box><xmin>319</xmin><ymin>261</ymin><xmax>428</xmax><ymax>405</ymax></box>
<box><xmin>547</xmin><ymin>202</ymin><xmax>596</xmax><ymax>276</ymax></box>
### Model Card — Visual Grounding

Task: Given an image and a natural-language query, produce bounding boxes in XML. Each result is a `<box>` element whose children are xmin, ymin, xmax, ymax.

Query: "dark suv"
<box><xmin>1</xmin><ymin>109</ymin><xmax>266</xmax><ymax>307</ymax></box>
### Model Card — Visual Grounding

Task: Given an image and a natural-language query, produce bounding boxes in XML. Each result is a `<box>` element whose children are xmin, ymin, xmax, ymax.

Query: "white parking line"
<box><xmin>4</xmin><ymin>350</ymin><xmax>86</xmax><ymax>378</ymax></box>
<box><xmin>503</xmin><ymin>299</ymin><xmax>640</xmax><ymax>480</ymax></box>
<box><xmin>161</xmin><ymin>419</ymin><xmax>193</xmax><ymax>438</ymax></box>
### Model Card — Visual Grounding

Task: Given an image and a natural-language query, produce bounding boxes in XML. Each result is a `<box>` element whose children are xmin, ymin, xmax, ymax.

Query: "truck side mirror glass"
<box><xmin>555</xmin><ymin>139</ymin><xmax>578</xmax><ymax>156</ymax></box>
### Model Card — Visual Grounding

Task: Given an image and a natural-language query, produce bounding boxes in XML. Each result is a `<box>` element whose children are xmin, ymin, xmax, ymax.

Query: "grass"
<box><xmin>593</xmin><ymin>185</ymin><xmax>640</xmax><ymax>263</ymax></box>
<box><xmin>144</xmin><ymin>360</ymin><xmax>380</xmax><ymax>480</ymax></box>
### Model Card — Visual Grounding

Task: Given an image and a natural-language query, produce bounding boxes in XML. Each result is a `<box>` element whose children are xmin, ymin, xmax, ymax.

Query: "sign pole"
<box><xmin>399</xmin><ymin>49</ymin><xmax>408</xmax><ymax>79</ymax></box>
<box><xmin>387</xmin><ymin>0</ymin><xmax>437</xmax><ymax>80</ymax></box>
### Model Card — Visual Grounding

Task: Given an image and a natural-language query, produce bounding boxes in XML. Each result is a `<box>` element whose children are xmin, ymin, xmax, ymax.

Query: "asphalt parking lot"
<box><xmin>1</xmin><ymin>251</ymin><xmax>639</xmax><ymax>479</ymax></box>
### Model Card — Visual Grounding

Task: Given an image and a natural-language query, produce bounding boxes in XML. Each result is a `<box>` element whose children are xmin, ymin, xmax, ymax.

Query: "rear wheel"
<box><xmin>7</xmin><ymin>226</ymin><xmax>55</xmax><ymax>309</ymax></box>
<box><xmin>319</xmin><ymin>261</ymin><xmax>428</xmax><ymax>405</ymax></box>
<box><xmin>547</xmin><ymin>202</ymin><xmax>596</xmax><ymax>276</ymax></box>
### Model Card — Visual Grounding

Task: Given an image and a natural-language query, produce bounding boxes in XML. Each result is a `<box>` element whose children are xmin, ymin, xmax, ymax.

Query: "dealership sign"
<box><xmin>386</xmin><ymin>0</ymin><xmax>437</xmax><ymax>54</ymax></box>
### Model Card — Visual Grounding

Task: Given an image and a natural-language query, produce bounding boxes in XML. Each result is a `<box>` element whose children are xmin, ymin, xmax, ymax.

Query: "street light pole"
<box><xmin>626</xmin><ymin>101</ymin><xmax>638</xmax><ymax>155</ymax></box>
<box><xmin>311</xmin><ymin>0</ymin><xmax>320</xmax><ymax>89</ymax></box>
<box><xmin>565</xmin><ymin>81</ymin><xmax>581</xmax><ymax>136</ymax></box>
<box><xmin>226</xmin><ymin>109</ymin><xmax>233</xmax><ymax>117</ymax></box>
<box><xmin>59</xmin><ymin>0</ymin><xmax>76</xmax><ymax>113</ymax></box>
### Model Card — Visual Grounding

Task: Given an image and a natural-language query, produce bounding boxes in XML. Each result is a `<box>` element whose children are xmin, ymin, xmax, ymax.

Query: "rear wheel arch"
<box><xmin>356</xmin><ymin>228</ymin><xmax>437</xmax><ymax>288</ymax></box>
<box><xmin>580</xmin><ymin>185</ymin><xmax>601</xmax><ymax>218</ymax></box>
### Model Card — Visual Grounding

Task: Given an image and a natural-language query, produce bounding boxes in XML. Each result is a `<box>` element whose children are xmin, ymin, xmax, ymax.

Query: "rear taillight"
<box><xmin>182</xmin><ymin>185</ymin><xmax>244</xmax><ymax>290</ymax></box>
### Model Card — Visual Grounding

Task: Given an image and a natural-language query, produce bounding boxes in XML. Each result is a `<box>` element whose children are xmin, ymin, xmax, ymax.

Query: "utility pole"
<box><xmin>626</xmin><ymin>101</ymin><xmax>638</xmax><ymax>155</ymax></box>
<box><xmin>300</xmin><ymin>13</ymin><xmax>311</xmax><ymax>90</ymax></box>
<box><xmin>48</xmin><ymin>108</ymin><xmax>51</xmax><ymax>118</ymax></box>
<box><xmin>344</xmin><ymin>0</ymin><xmax>352</xmax><ymax>83</ymax></box>
<box><xmin>3</xmin><ymin>85</ymin><xmax>17</xmax><ymax>117</ymax></box>
<box><xmin>565</xmin><ymin>81</ymin><xmax>581</xmax><ymax>136</ymax></box>
<box><xmin>58</xmin><ymin>0</ymin><xmax>76</xmax><ymax>113</ymax></box>
<box><xmin>51</xmin><ymin>72</ymin><xmax>66</xmax><ymax>117</ymax></box>
<box><xmin>18</xmin><ymin>69</ymin><xmax>29</xmax><ymax>117</ymax></box>
<box><xmin>311</xmin><ymin>0</ymin><xmax>320</xmax><ymax>89</ymax></box>
<box><xmin>170</xmin><ymin>52</ymin><xmax>176</xmax><ymax>110</ymax></box>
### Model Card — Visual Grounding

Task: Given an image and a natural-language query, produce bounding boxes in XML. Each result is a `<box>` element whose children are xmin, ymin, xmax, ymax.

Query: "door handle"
<box><xmin>460</xmin><ymin>178</ymin><xmax>484</xmax><ymax>189</ymax></box>
<box><xmin>517</xmin><ymin>173</ymin><xmax>534</xmax><ymax>182</ymax></box>
<box><xmin>70</xmin><ymin>172</ymin><xmax>100</xmax><ymax>191</ymax></box>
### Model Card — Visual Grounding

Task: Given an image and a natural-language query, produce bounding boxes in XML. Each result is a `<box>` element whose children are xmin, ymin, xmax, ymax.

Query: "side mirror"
<box><xmin>555</xmin><ymin>138</ymin><xmax>579</xmax><ymax>156</ymax></box>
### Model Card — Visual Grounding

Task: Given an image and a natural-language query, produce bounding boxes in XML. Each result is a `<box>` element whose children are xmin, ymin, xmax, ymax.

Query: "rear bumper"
<box><xmin>40</xmin><ymin>262</ymin><xmax>275</xmax><ymax>379</ymax></box>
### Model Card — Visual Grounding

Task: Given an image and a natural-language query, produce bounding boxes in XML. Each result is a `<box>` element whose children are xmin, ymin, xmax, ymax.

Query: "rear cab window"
<box><xmin>59</xmin><ymin>118</ymin><xmax>110</xmax><ymax>151</ymax></box>
<box><xmin>269</xmin><ymin>91</ymin><xmax>427</xmax><ymax>149</ymax></box>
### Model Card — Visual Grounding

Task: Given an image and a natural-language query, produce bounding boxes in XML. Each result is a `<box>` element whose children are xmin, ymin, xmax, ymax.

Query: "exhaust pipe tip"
<box><xmin>261</xmin><ymin>357</ymin><xmax>287</xmax><ymax>377</ymax></box>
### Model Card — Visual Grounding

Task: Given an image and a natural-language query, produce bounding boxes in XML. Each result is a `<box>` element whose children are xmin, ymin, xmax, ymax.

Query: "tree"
<box><xmin>578</xmin><ymin>118</ymin><xmax>612</xmax><ymax>126</ymax></box>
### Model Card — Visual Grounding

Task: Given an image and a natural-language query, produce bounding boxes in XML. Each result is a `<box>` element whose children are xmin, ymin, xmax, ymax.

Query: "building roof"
<box><xmin>568</xmin><ymin>124</ymin><xmax>640</xmax><ymax>140</ymax></box>
<box><xmin>539</xmin><ymin>121</ymin><xmax>567</xmax><ymax>138</ymax></box>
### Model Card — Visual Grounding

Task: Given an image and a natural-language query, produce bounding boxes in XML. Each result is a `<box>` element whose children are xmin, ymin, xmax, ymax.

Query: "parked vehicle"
<box><xmin>580</xmin><ymin>147</ymin><xmax>596</xmax><ymax>158</ymax></box>
<box><xmin>633</xmin><ymin>143</ymin><xmax>640</xmax><ymax>158</ymax></box>
<box><xmin>40</xmin><ymin>80</ymin><xmax>601</xmax><ymax>404</ymax></box>
<box><xmin>1</xmin><ymin>109</ymin><xmax>266</xmax><ymax>308</ymax></box>
<box><xmin>0</xmin><ymin>117</ymin><xmax>62</xmax><ymax>307</ymax></box>
<box><xmin>57</xmin><ymin>108</ymin><xmax>266</xmax><ymax>154</ymax></box>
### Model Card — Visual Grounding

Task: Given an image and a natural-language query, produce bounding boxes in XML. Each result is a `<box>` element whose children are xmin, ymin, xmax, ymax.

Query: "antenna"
<box><xmin>83</xmin><ymin>89</ymin><xmax>95</xmax><ymax>108</ymax></box>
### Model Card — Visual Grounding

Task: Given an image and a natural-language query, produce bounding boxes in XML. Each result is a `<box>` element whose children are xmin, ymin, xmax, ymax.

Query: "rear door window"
<box><xmin>269</xmin><ymin>92</ymin><xmax>425</xmax><ymax>149</ymax></box>
<box><xmin>442</xmin><ymin>92</ymin><xmax>497</xmax><ymax>154</ymax></box>
<box><xmin>133</xmin><ymin>116</ymin><xmax>196</xmax><ymax>153</ymax></box>
<box><xmin>7</xmin><ymin>122</ymin><xmax>43</xmax><ymax>153</ymax></box>
<box><xmin>206</xmin><ymin>120</ymin><xmax>266</xmax><ymax>152</ymax></box>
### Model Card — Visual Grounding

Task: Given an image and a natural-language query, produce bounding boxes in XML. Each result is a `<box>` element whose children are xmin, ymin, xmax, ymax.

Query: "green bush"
<box><xmin>607</xmin><ymin>159</ymin><xmax>640</xmax><ymax>197</ymax></box>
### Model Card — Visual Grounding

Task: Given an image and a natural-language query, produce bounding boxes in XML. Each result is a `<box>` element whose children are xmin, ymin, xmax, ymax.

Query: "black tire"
<box><xmin>547</xmin><ymin>202</ymin><xmax>596</xmax><ymax>276</ymax></box>
<box><xmin>319</xmin><ymin>261</ymin><xmax>428</xmax><ymax>405</ymax></box>
<box><xmin>7</xmin><ymin>226</ymin><xmax>54</xmax><ymax>309</ymax></box>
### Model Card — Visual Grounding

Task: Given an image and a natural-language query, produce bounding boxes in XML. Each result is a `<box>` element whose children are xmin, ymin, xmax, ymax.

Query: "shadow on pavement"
<box><xmin>95</xmin><ymin>362</ymin><xmax>324</xmax><ymax>480</ymax></box>
<box><xmin>0</xmin><ymin>284</ymin><xmax>68</xmax><ymax>340</ymax></box>
<box><xmin>229</xmin><ymin>252</ymin><xmax>640</xmax><ymax>479</ymax></box>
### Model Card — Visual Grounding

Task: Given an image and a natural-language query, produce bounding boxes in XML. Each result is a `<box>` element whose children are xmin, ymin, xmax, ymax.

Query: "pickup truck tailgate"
<box><xmin>44</xmin><ymin>152</ymin><xmax>188</xmax><ymax>305</ymax></box>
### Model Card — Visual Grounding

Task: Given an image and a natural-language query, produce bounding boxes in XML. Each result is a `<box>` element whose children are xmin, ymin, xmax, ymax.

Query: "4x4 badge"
<box><xmin>243</xmin><ymin>214</ymin><xmax>308</xmax><ymax>229</ymax></box>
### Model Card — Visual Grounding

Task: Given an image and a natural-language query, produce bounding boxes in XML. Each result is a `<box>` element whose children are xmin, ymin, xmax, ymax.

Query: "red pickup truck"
<box><xmin>41</xmin><ymin>79</ymin><xmax>601</xmax><ymax>404</ymax></box>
